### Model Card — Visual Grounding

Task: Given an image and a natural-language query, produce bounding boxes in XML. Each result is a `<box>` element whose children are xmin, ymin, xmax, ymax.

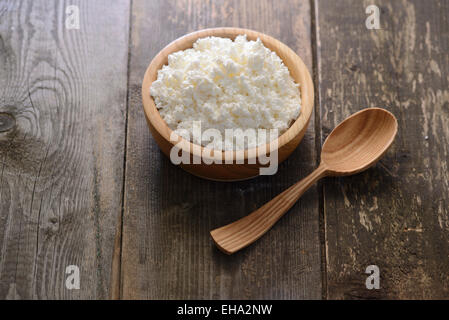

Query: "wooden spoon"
<box><xmin>210</xmin><ymin>108</ymin><xmax>398</xmax><ymax>254</ymax></box>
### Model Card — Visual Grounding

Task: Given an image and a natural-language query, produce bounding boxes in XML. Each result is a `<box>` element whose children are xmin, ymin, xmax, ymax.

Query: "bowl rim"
<box><xmin>142</xmin><ymin>27</ymin><xmax>314</xmax><ymax>163</ymax></box>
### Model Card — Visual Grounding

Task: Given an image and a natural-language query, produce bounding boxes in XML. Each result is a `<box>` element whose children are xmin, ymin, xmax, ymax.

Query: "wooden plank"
<box><xmin>315</xmin><ymin>0</ymin><xmax>449</xmax><ymax>299</ymax></box>
<box><xmin>0</xmin><ymin>0</ymin><xmax>129</xmax><ymax>299</ymax></box>
<box><xmin>121</xmin><ymin>0</ymin><xmax>321</xmax><ymax>299</ymax></box>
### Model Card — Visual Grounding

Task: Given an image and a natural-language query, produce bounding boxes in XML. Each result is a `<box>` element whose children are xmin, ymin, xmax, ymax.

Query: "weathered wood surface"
<box><xmin>1</xmin><ymin>0</ymin><xmax>448</xmax><ymax>300</ymax></box>
<box><xmin>120</xmin><ymin>0</ymin><xmax>322</xmax><ymax>299</ymax></box>
<box><xmin>315</xmin><ymin>0</ymin><xmax>449</xmax><ymax>299</ymax></box>
<box><xmin>0</xmin><ymin>0</ymin><xmax>129</xmax><ymax>299</ymax></box>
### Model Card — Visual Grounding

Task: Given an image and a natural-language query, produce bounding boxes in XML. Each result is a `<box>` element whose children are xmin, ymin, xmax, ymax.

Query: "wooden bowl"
<box><xmin>142</xmin><ymin>28</ymin><xmax>314</xmax><ymax>181</ymax></box>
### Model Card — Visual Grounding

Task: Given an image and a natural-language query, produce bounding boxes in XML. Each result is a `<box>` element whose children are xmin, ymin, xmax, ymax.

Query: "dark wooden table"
<box><xmin>0</xmin><ymin>0</ymin><xmax>448</xmax><ymax>299</ymax></box>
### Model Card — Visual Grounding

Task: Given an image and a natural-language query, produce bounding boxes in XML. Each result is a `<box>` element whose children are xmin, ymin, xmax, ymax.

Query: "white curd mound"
<box><xmin>150</xmin><ymin>35</ymin><xmax>301</xmax><ymax>151</ymax></box>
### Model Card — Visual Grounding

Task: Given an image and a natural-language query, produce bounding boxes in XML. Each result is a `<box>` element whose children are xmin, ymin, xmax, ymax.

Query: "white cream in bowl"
<box><xmin>150</xmin><ymin>35</ymin><xmax>301</xmax><ymax>151</ymax></box>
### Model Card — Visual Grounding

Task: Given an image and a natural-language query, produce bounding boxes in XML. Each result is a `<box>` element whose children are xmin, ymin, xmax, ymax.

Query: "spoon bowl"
<box><xmin>211</xmin><ymin>108</ymin><xmax>398</xmax><ymax>254</ymax></box>
<box><xmin>322</xmin><ymin>108</ymin><xmax>398</xmax><ymax>175</ymax></box>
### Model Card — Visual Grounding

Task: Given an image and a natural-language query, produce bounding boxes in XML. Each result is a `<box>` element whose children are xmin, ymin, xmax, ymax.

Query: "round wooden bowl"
<box><xmin>142</xmin><ymin>27</ymin><xmax>314</xmax><ymax>181</ymax></box>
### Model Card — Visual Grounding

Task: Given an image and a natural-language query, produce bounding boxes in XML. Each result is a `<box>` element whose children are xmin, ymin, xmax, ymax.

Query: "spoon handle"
<box><xmin>210</xmin><ymin>164</ymin><xmax>329</xmax><ymax>254</ymax></box>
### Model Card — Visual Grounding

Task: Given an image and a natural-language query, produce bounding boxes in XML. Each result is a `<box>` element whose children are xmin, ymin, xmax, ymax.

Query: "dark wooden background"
<box><xmin>0</xmin><ymin>0</ymin><xmax>448</xmax><ymax>299</ymax></box>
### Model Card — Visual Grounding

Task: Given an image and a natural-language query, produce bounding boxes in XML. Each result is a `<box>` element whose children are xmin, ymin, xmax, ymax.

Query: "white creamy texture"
<box><xmin>150</xmin><ymin>35</ymin><xmax>301</xmax><ymax>150</ymax></box>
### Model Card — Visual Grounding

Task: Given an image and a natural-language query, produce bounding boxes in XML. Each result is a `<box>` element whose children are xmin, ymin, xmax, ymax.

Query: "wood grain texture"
<box><xmin>121</xmin><ymin>0</ymin><xmax>321</xmax><ymax>299</ymax></box>
<box><xmin>315</xmin><ymin>0</ymin><xmax>449</xmax><ymax>299</ymax></box>
<box><xmin>0</xmin><ymin>0</ymin><xmax>129</xmax><ymax>299</ymax></box>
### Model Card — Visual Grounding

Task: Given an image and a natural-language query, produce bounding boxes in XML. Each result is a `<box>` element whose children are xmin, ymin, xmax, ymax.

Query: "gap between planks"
<box><xmin>110</xmin><ymin>0</ymin><xmax>134</xmax><ymax>301</ymax></box>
